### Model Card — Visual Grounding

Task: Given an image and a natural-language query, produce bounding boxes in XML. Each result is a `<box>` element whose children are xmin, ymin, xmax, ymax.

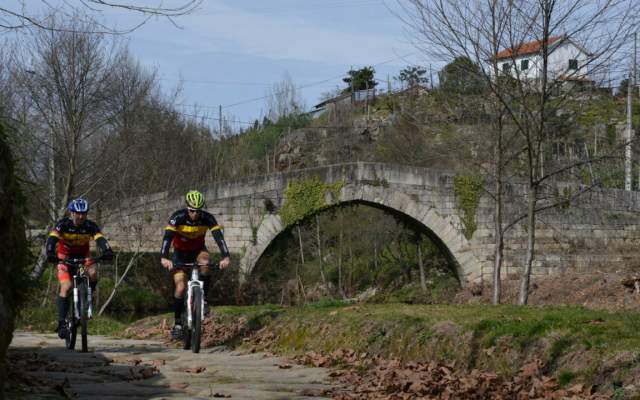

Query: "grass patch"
<box><xmin>198</xmin><ymin>302</ymin><xmax>640</xmax><ymax>390</ymax></box>
<box><xmin>214</xmin><ymin>304</ymin><xmax>284</xmax><ymax>328</ymax></box>
<box><xmin>16</xmin><ymin>304</ymin><xmax>128</xmax><ymax>337</ymax></box>
<box><xmin>549</xmin><ymin>335</ymin><xmax>573</xmax><ymax>360</ymax></box>
<box><xmin>557</xmin><ymin>369</ymin><xmax>576</xmax><ymax>386</ymax></box>
<box><xmin>21</xmin><ymin>301</ymin><xmax>639</xmax><ymax>391</ymax></box>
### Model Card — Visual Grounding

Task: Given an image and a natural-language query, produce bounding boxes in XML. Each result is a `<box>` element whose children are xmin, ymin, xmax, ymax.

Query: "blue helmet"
<box><xmin>68</xmin><ymin>198</ymin><xmax>89</xmax><ymax>213</ymax></box>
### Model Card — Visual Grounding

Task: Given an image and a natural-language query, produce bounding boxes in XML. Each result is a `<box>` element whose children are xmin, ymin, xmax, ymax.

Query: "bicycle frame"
<box><xmin>59</xmin><ymin>256</ymin><xmax>102</xmax><ymax>352</ymax></box>
<box><xmin>175</xmin><ymin>262</ymin><xmax>218</xmax><ymax>328</ymax></box>
<box><xmin>173</xmin><ymin>261</ymin><xmax>218</xmax><ymax>353</ymax></box>
<box><xmin>186</xmin><ymin>267</ymin><xmax>204</xmax><ymax>329</ymax></box>
<box><xmin>72</xmin><ymin>267</ymin><xmax>92</xmax><ymax>320</ymax></box>
<box><xmin>64</xmin><ymin>258</ymin><xmax>95</xmax><ymax>320</ymax></box>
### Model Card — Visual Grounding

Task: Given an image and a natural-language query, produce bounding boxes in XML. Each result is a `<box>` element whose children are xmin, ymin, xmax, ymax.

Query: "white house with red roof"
<box><xmin>493</xmin><ymin>35</ymin><xmax>593</xmax><ymax>87</ymax></box>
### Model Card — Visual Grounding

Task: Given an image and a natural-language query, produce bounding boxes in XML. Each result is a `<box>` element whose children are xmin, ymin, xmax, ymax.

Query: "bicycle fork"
<box><xmin>186</xmin><ymin>268</ymin><xmax>204</xmax><ymax>329</ymax></box>
<box><xmin>88</xmin><ymin>283</ymin><xmax>93</xmax><ymax>319</ymax></box>
<box><xmin>72</xmin><ymin>276</ymin><xmax>93</xmax><ymax>320</ymax></box>
<box><xmin>73</xmin><ymin>281</ymin><xmax>79</xmax><ymax>320</ymax></box>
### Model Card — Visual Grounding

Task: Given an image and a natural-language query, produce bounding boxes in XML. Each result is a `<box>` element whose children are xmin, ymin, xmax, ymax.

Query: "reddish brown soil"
<box><xmin>293</xmin><ymin>350</ymin><xmax>608</xmax><ymax>399</ymax></box>
<box><xmin>454</xmin><ymin>268</ymin><xmax>640</xmax><ymax>311</ymax></box>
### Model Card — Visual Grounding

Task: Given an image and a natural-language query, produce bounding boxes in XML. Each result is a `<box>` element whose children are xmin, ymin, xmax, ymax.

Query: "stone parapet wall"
<box><xmin>101</xmin><ymin>162</ymin><xmax>640</xmax><ymax>286</ymax></box>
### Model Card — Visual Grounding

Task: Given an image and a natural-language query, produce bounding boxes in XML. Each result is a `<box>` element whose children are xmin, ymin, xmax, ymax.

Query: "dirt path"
<box><xmin>6</xmin><ymin>331</ymin><xmax>334</xmax><ymax>400</ymax></box>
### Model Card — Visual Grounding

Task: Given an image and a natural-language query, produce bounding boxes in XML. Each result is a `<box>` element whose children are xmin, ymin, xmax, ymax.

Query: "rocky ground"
<box><xmin>7</xmin><ymin>326</ymin><xmax>609</xmax><ymax>400</ymax></box>
<box><xmin>6</xmin><ymin>331</ymin><xmax>333</xmax><ymax>400</ymax></box>
<box><xmin>7</xmin><ymin>269</ymin><xmax>640</xmax><ymax>399</ymax></box>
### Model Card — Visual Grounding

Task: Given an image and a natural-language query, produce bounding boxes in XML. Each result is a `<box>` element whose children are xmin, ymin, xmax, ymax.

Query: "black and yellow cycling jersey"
<box><xmin>161</xmin><ymin>209</ymin><xmax>230</xmax><ymax>257</ymax></box>
<box><xmin>46</xmin><ymin>217</ymin><xmax>110</xmax><ymax>257</ymax></box>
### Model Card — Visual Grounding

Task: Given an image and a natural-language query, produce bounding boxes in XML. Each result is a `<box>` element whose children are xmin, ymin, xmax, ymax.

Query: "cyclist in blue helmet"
<box><xmin>45</xmin><ymin>198</ymin><xmax>114</xmax><ymax>339</ymax></box>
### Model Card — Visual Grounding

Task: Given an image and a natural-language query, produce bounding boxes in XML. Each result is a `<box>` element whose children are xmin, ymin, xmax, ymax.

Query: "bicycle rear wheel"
<box><xmin>191</xmin><ymin>287</ymin><xmax>202</xmax><ymax>354</ymax></box>
<box><xmin>182</xmin><ymin>296</ymin><xmax>191</xmax><ymax>350</ymax></box>
<box><xmin>65</xmin><ymin>298</ymin><xmax>77</xmax><ymax>350</ymax></box>
<box><xmin>79</xmin><ymin>282</ymin><xmax>89</xmax><ymax>352</ymax></box>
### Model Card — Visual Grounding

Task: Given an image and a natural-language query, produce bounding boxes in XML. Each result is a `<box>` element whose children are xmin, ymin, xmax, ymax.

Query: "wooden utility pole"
<box><xmin>635</xmin><ymin>32</ymin><xmax>640</xmax><ymax>190</ymax></box>
<box><xmin>365</xmin><ymin>80</ymin><xmax>369</xmax><ymax>121</ymax></box>
<box><xmin>350</xmin><ymin>65</ymin><xmax>354</xmax><ymax>104</ymax></box>
<box><xmin>626</xmin><ymin>69</ymin><xmax>633</xmax><ymax>191</ymax></box>
<box><xmin>218</xmin><ymin>104</ymin><xmax>223</xmax><ymax>135</ymax></box>
<box><xmin>627</xmin><ymin>33</ymin><xmax>636</xmax><ymax>191</ymax></box>
<box><xmin>429</xmin><ymin>64</ymin><xmax>433</xmax><ymax>89</ymax></box>
<box><xmin>633</xmin><ymin>32</ymin><xmax>640</xmax><ymax>96</ymax></box>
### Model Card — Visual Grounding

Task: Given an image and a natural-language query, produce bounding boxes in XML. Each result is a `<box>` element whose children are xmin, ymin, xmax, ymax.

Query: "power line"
<box><xmin>198</xmin><ymin>0</ymin><xmax>386</xmax><ymax>17</ymax></box>
<box><xmin>158</xmin><ymin>76</ymin><xmax>272</xmax><ymax>87</ymax></box>
<box><xmin>172</xmin><ymin>51</ymin><xmax>420</xmax><ymax>112</ymax></box>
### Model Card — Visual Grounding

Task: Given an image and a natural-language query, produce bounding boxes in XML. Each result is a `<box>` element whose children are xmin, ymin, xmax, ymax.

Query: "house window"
<box><xmin>502</xmin><ymin>62</ymin><xmax>511</xmax><ymax>73</ymax></box>
<box><xmin>568</xmin><ymin>59</ymin><xmax>578</xmax><ymax>70</ymax></box>
<box><xmin>520</xmin><ymin>59</ymin><xmax>529</xmax><ymax>70</ymax></box>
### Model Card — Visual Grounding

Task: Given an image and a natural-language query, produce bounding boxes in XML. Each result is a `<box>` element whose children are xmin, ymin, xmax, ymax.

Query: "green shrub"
<box><xmin>98</xmin><ymin>281</ymin><xmax>165</xmax><ymax>316</ymax></box>
<box><xmin>453</xmin><ymin>172</ymin><xmax>482</xmax><ymax>239</ymax></box>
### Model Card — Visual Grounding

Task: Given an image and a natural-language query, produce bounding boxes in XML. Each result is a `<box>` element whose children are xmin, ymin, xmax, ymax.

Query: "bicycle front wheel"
<box><xmin>65</xmin><ymin>298</ymin><xmax>77</xmax><ymax>350</ymax></box>
<box><xmin>78</xmin><ymin>282</ymin><xmax>89</xmax><ymax>352</ymax></box>
<box><xmin>191</xmin><ymin>287</ymin><xmax>202</xmax><ymax>354</ymax></box>
<box><xmin>182</xmin><ymin>296</ymin><xmax>191</xmax><ymax>350</ymax></box>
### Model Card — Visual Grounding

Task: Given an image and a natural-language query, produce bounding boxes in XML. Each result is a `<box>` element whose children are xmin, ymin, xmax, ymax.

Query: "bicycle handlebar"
<box><xmin>58</xmin><ymin>255</ymin><xmax>106</xmax><ymax>266</ymax></box>
<box><xmin>173</xmin><ymin>262</ymin><xmax>220</xmax><ymax>268</ymax></box>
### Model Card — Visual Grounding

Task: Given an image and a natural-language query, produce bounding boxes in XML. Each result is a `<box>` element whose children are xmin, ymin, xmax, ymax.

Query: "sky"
<box><xmin>92</xmin><ymin>0</ymin><xmax>431</xmax><ymax>131</ymax></box>
<box><xmin>5</xmin><ymin>0</ymin><xmax>633</xmax><ymax>132</ymax></box>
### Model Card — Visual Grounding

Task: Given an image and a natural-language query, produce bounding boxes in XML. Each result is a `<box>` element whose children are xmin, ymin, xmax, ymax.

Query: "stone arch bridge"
<box><xmin>102</xmin><ymin>162</ymin><xmax>640</xmax><ymax>286</ymax></box>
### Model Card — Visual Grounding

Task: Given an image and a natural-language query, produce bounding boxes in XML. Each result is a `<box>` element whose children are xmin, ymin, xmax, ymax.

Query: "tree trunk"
<box><xmin>30</xmin><ymin>148</ymin><xmax>78</xmax><ymax>279</ymax></box>
<box><xmin>338</xmin><ymin>221</ymin><xmax>345</xmax><ymax>298</ymax></box>
<box><xmin>348</xmin><ymin>243</ymin><xmax>354</xmax><ymax>294</ymax></box>
<box><xmin>296</xmin><ymin>224</ymin><xmax>305</xmax><ymax>264</ymax></box>
<box><xmin>417</xmin><ymin>242</ymin><xmax>427</xmax><ymax>293</ymax></box>
<box><xmin>493</xmin><ymin>231</ymin><xmax>504</xmax><ymax>305</ymax></box>
<box><xmin>493</xmin><ymin>126</ymin><xmax>504</xmax><ymax>305</ymax></box>
<box><xmin>41</xmin><ymin>266</ymin><xmax>54</xmax><ymax>306</ymax></box>
<box><xmin>315</xmin><ymin>215</ymin><xmax>327</xmax><ymax>288</ymax></box>
<box><xmin>519</xmin><ymin>184</ymin><xmax>537</xmax><ymax>305</ymax></box>
<box><xmin>374</xmin><ymin>239</ymin><xmax>378</xmax><ymax>270</ymax></box>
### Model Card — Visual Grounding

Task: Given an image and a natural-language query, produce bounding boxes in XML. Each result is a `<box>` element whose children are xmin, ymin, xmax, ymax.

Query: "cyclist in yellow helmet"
<box><xmin>160</xmin><ymin>190</ymin><xmax>231</xmax><ymax>339</ymax></box>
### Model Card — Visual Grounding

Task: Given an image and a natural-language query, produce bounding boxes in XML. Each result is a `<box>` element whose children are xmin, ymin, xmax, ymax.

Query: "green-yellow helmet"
<box><xmin>185</xmin><ymin>190</ymin><xmax>205</xmax><ymax>209</ymax></box>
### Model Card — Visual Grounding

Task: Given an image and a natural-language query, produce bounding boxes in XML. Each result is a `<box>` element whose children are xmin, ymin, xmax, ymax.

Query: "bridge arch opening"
<box><xmin>241</xmin><ymin>200</ymin><xmax>464</xmax><ymax>305</ymax></box>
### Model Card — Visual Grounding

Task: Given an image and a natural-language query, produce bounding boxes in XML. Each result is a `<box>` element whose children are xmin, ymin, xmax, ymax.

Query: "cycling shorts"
<box><xmin>56</xmin><ymin>252</ymin><xmax>93</xmax><ymax>282</ymax></box>
<box><xmin>171</xmin><ymin>247</ymin><xmax>209</xmax><ymax>277</ymax></box>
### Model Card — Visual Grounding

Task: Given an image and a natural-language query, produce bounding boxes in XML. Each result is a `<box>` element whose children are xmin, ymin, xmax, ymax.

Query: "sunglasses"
<box><xmin>187</xmin><ymin>208</ymin><xmax>201</xmax><ymax>213</ymax></box>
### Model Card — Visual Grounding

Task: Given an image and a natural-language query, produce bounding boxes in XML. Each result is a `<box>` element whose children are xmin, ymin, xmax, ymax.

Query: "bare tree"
<box><xmin>0</xmin><ymin>1</ymin><xmax>201</xmax><ymax>33</ymax></box>
<box><xmin>266</xmin><ymin>73</ymin><xmax>305</xmax><ymax>122</ymax></box>
<box><xmin>12</xmin><ymin>15</ymin><xmax>127</xmax><ymax>277</ymax></box>
<box><xmin>401</xmin><ymin>0</ymin><xmax>640</xmax><ymax>304</ymax></box>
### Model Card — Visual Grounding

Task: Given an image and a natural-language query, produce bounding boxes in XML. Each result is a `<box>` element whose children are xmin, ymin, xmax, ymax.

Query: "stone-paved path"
<box><xmin>6</xmin><ymin>331</ymin><xmax>334</xmax><ymax>400</ymax></box>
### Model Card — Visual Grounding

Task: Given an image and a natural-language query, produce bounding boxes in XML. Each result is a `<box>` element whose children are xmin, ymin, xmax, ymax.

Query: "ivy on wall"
<box><xmin>453</xmin><ymin>173</ymin><xmax>482</xmax><ymax>239</ymax></box>
<box><xmin>279</xmin><ymin>176</ymin><xmax>344</xmax><ymax>227</ymax></box>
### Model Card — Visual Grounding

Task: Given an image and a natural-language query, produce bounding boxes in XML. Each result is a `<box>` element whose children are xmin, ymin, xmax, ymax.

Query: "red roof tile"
<box><xmin>495</xmin><ymin>36</ymin><xmax>564</xmax><ymax>60</ymax></box>
<box><xmin>557</xmin><ymin>74</ymin><xmax>593</xmax><ymax>82</ymax></box>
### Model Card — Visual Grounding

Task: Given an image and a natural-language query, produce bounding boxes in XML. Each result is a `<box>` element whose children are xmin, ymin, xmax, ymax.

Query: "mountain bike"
<box><xmin>58</xmin><ymin>255</ymin><xmax>103</xmax><ymax>352</ymax></box>
<box><xmin>174</xmin><ymin>262</ymin><xmax>218</xmax><ymax>353</ymax></box>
